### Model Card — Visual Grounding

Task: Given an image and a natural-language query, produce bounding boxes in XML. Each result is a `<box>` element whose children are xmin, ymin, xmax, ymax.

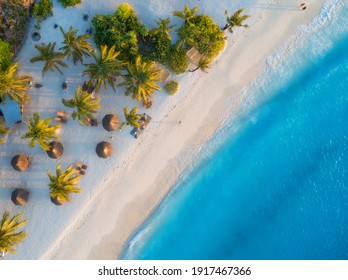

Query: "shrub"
<box><xmin>32</xmin><ymin>0</ymin><xmax>53</xmax><ymax>22</ymax></box>
<box><xmin>166</xmin><ymin>46</ymin><xmax>189</xmax><ymax>74</ymax></box>
<box><xmin>0</xmin><ymin>39</ymin><xmax>12</xmax><ymax>70</ymax></box>
<box><xmin>177</xmin><ymin>15</ymin><xmax>226</xmax><ymax>60</ymax></box>
<box><xmin>58</xmin><ymin>0</ymin><xmax>81</xmax><ymax>7</ymax></box>
<box><xmin>92</xmin><ymin>3</ymin><xmax>148</xmax><ymax>61</ymax></box>
<box><xmin>164</xmin><ymin>80</ymin><xmax>179</xmax><ymax>95</ymax></box>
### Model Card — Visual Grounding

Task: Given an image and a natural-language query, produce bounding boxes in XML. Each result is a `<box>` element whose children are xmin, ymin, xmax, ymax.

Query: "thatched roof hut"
<box><xmin>96</xmin><ymin>141</ymin><xmax>113</xmax><ymax>158</ymax></box>
<box><xmin>11</xmin><ymin>188</ymin><xmax>29</xmax><ymax>206</ymax></box>
<box><xmin>46</xmin><ymin>141</ymin><xmax>64</xmax><ymax>159</ymax></box>
<box><xmin>11</xmin><ymin>154</ymin><xmax>30</xmax><ymax>172</ymax></box>
<box><xmin>102</xmin><ymin>114</ymin><xmax>119</xmax><ymax>132</ymax></box>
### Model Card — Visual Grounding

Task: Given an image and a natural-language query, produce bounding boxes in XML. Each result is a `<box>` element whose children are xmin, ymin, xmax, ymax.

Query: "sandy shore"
<box><xmin>1</xmin><ymin>0</ymin><xmax>326</xmax><ymax>260</ymax></box>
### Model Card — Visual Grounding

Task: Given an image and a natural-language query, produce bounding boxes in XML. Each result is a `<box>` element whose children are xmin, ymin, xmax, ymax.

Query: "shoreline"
<box><xmin>49</xmin><ymin>0</ymin><xmax>325</xmax><ymax>259</ymax></box>
<box><xmin>0</xmin><ymin>0</ymin><xmax>326</xmax><ymax>260</ymax></box>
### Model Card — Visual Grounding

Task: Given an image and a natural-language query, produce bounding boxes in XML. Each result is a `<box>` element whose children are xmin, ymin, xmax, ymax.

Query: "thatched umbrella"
<box><xmin>96</xmin><ymin>141</ymin><xmax>113</xmax><ymax>158</ymax></box>
<box><xmin>11</xmin><ymin>188</ymin><xmax>30</xmax><ymax>206</ymax></box>
<box><xmin>102</xmin><ymin>114</ymin><xmax>119</xmax><ymax>132</ymax></box>
<box><xmin>46</xmin><ymin>141</ymin><xmax>64</xmax><ymax>159</ymax></box>
<box><xmin>11</xmin><ymin>154</ymin><xmax>30</xmax><ymax>172</ymax></box>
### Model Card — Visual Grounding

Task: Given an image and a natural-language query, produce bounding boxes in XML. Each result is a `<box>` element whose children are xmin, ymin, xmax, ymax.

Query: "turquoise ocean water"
<box><xmin>122</xmin><ymin>1</ymin><xmax>348</xmax><ymax>260</ymax></box>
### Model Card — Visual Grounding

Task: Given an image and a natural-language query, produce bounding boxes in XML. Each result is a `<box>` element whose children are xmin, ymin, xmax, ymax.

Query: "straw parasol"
<box><xmin>96</xmin><ymin>141</ymin><xmax>113</xmax><ymax>158</ymax></box>
<box><xmin>11</xmin><ymin>154</ymin><xmax>30</xmax><ymax>172</ymax></box>
<box><xmin>102</xmin><ymin>114</ymin><xmax>119</xmax><ymax>131</ymax></box>
<box><xmin>46</xmin><ymin>141</ymin><xmax>64</xmax><ymax>159</ymax></box>
<box><xmin>11</xmin><ymin>188</ymin><xmax>30</xmax><ymax>206</ymax></box>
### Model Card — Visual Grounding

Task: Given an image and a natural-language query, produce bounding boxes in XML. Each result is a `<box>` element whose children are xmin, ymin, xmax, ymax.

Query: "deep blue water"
<box><xmin>122</xmin><ymin>3</ymin><xmax>348</xmax><ymax>260</ymax></box>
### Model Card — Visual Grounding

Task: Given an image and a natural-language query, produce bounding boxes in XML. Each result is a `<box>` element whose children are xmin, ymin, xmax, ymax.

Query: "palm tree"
<box><xmin>48</xmin><ymin>163</ymin><xmax>81</xmax><ymax>205</ymax></box>
<box><xmin>150</xmin><ymin>18</ymin><xmax>175</xmax><ymax>40</ymax></box>
<box><xmin>0</xmin><ymin>62</ymin><xmax>31</xmax><ymax>104</ymax></box>
<box><xmin>62</xmin><ymin>86</ymin><xmax>101</xmax><ymax>126</ymax></box>
<box><xmin>118</xmin><ymin>56</ymin><xmax>162</xmax><ymax>106</ymax></box>
<box><xmin>83</xmin><ymin>45</ymin><xmax>124</xmax><ymax>93</ymax></box>
<box><xmin>59</xmin><ymin>26</ymin><xmax>93</xmax><ymax>65</ymax></box>
<box><xmin>189</xmin><ymin>55</ymin><xmax>211</xmax><ymax>73</ymax></box>
<box><xmin>173</xmin><ymin>3</ymin><xmax>199</xmax><ymax>25</ymax></box>
<box><xmin>0</xmin><ymin>211</ymin><xmax>28</xmax><ymax>257</ymax></box>
<box><xmin>30</xmin><ymin>42</ymin><xmax>68</xmax><ymax>76</ymax></box>
<box><xmin>224</xmin><ymin>9</ymin><xmax>250</xmax><ymax>33</ymax></box>
<box><xmin>0</xmin><ymin>121</ymin><xmax>9</xmax><ymax>144</ymax></box>
<box><xmin>119</xmin><ymin>106</ymin><xmax>142</xmax><ymax>131</ymax></box>
<box><xmin>22</xmin><ymin>112</ymin><xmax>62</xmax><ymax>151</ymax></box>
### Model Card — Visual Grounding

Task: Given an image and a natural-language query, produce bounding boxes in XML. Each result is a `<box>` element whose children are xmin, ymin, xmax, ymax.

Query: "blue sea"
<box><xmin>122</xmin><ymin>1</ymin><xmax>348</xmax><ymax>260</ymax></box>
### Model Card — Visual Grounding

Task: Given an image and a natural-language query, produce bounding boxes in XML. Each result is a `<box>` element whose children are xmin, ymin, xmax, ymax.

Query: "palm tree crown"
<box><xmin>48</xmin><ymin>163</ymin><xmax>81</xmax><ymax>205</ymax></box>
<box><xmin>59</xmin><ymin>26</ymin><xmax>93</xmax><ymax>65</ymax></box>
<box><xmin>120</xmin><ymin>106</ymin><xmax>143</xmax><ymax>131</ymax></box>
<box><xmin>22</xmin><ymin>112</ymin><xmax>62</xmax><ymax>151</ymax></box>
<box><xmin>62</xmin><ymin>86</ymin><xmax>101</xmax><ymax>126</ymax></box>
<box><xmin>150</xmin><ymin>18</ymin><xmax>175</xmax><ymax>40</ymax></box>
<box><xmin>0</xmin><ymin>62</ymin><xmax>31</xmax><ymax>104</ymax></box>
<box><xmin>83</xmin><ymin>45</ymin><xmax>124</xmax><ymax>93</ymax></box>
<box><xmin>30</xmin><ymin>42</ymin><xmax>68</xmax><ymax>76</ymax></box>
<box><xmin>189</xmin><ymin>55</ymin><xmax>211</xmax><ymax>73</ymax></box>
<box><xmin>0</xmin><ymin>211</ymin><xmax>28</xmax><ymax>256</ymax></box>
<box><xmin>118</xmin><ymin>56</ymin><xmax>162</xmax><ymax>106</ymax></box>
<box><xmin>173</xmin><ymin>3</ymin><xmax>199</xmax><ymax>25</ymax></box>
<box><xmin>0</xmin><ymin>121</ymin><xmax>9</xmax><ymax>144</ymax></box>
<box><xmin>224</xmin><ymin>8</ymin><xmax>250</xmax><ymax>33</ymax></box>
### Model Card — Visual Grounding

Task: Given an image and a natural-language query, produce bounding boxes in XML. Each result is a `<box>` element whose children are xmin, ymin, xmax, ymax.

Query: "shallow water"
<box><xmin>121</xmin><ymin>1</ymin><xmax>348</xmax><ymax>260</ymax></box>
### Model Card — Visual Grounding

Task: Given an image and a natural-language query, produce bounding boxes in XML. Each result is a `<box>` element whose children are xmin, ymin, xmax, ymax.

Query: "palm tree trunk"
<box><xmin>189</xmin><ymin>67</ymin><xmax>200</xmax><ymax>72</ymax></box>
<box><xmin>222</xmin><ymin>23</ymin><xmax>230</xmax><ymax>31</ymax></box>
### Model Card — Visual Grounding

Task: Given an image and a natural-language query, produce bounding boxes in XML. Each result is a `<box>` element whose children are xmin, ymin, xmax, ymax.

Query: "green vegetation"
<box><xmin>164</xmin><ymin>80</ymin><xmax>179</xmax><ymax>95</ymax></box>
<box><xmin>0</xmin><ymin>211</ymin><xmax>28</xmax><ymax>256</ymax></box>
<box><xmin>92</xmin><ymin>3</ymin><xmax>148</xmax><ymax>61</ymax></box>
<box><xmin>120</xmin><ymin>106</ymin><xmax>142</xmax><ymax>131</ymax></box>
<box><xmin>146</xmin><ymin>17</ymin><xmax>189</xmax><ymax>74</ymax></box>
<box><xmin>224</xmin><ymin>9</ymin><xmax>250</xmax><ymax>33</ymax></box>
<box><xmin>48</xmin><ymin>164</ymin><xmax>81</xmax><ymax>205</ymax></box>
<box><xmin>166</xmin><ymin>46</ymin><xmax>189</xmax><ymax>74</ymax></box>
<box><xmin>0</xmin><ymin>0</ymin><xmax>31</xmax><ymax>53</ymax></box>
<box><xmin>32</xmin><ymin>0</ymin><xmax>53</xmax><ymax>22</ymax></box>
<box><xmin>173</xmin><ymin>3</ymin><xmax>199</xmax><ymax>26</ymax></box>
<box><xmin>118</xmin><ymin>56</ymin><xmax>162</xmax><ymax>106</ymax></box>
<box><xmin>175</xmin><ymin>5</ymin><xmax>226</xmax><ymax>60</ymax></box>
<box><xmin>150</xmin><ymin>18</ymin><xmax>175</xmax><ymax>41</ymax></box>
<box><xmin>58</xmin><ymin>0</ymin><xmax>81</xmax><ymax>8</ymax></box>
<box><xmin>22</xmin><ymin>112</ymin><xmax>62</xmax><ymax>151</ymax></box>
<box><xmin>0</xmin><ymin>39</ymin><xmax>12</xmax><ymax>70</ymax></box>
<box><xmin>59</xmin><ymin>26</ymin><xmax>93</xmax><ymax>65</ymax></box>
<box><xmin>62</xmin><ymin>87</ymin><xmax>101</xmax><ymax>126</ymax></box>
<box><xmin>0</xmin><ymin>121</ymin><xmax>9</xmax><ymax>144</ymax></box>
<box><xmin>83</xmin><ymin>45</ymin><xmax>124</xmax><ymax>93</ymax></box>
<box><xmin>30</xmin><ymin>42</ymin><xmax>68</xmax><ymax>76</ymax></box>
<box><xmin>0</xmin><ymin>62</ymin><xmax>31</xmax><ymax>104</ymax></box>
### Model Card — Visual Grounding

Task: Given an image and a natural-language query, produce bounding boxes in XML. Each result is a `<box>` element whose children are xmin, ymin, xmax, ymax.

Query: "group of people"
<box><xmin>300</xmin><ymin>3</ymin><xmax>307</xmax><ymax>10</ymax></box>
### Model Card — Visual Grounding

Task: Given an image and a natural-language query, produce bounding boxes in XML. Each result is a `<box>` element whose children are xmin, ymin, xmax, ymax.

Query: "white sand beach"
<box><xmin>0</xmin><ymin>0</ymin><xmax>327</xmax><ymax>259</ymax></box>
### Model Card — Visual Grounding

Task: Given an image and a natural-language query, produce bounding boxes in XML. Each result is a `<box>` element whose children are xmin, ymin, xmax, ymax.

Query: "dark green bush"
<box><xmin>0</xmin><ymin>39</ymin><xmax>12</xmax><ymax>70</ymax></box>
<box><xmin>164</xmin><ymin>80</ymin><xmax>179</xmax><ymax>95</ymax></box>
<box><xmin>177</xmin><ymin>15</ymin><xmax>225</xmax><ymax>60</ymax></box>
<box><xmin>146</xmin><ymin>33</ymin><xmax>171</xmax><ymax>62</ymax></box>
<box><xmin>58</xmin><ymin>0</ymin><xmax>81</xmax><ymax>8</ymax></box>
<box><xmin>92</xmin><ymin>3</ymin><xmax>148</xmax><ymax>61</ymax></box>
<box><xmin>166</xmin><ymin>46</ymin><xmax>189</xmax><ymax>74</ymax></box>
<box><xmin>32</xmin><ymin>0</ymin><xmax>53</xmax><ymax>22</ymax></box>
